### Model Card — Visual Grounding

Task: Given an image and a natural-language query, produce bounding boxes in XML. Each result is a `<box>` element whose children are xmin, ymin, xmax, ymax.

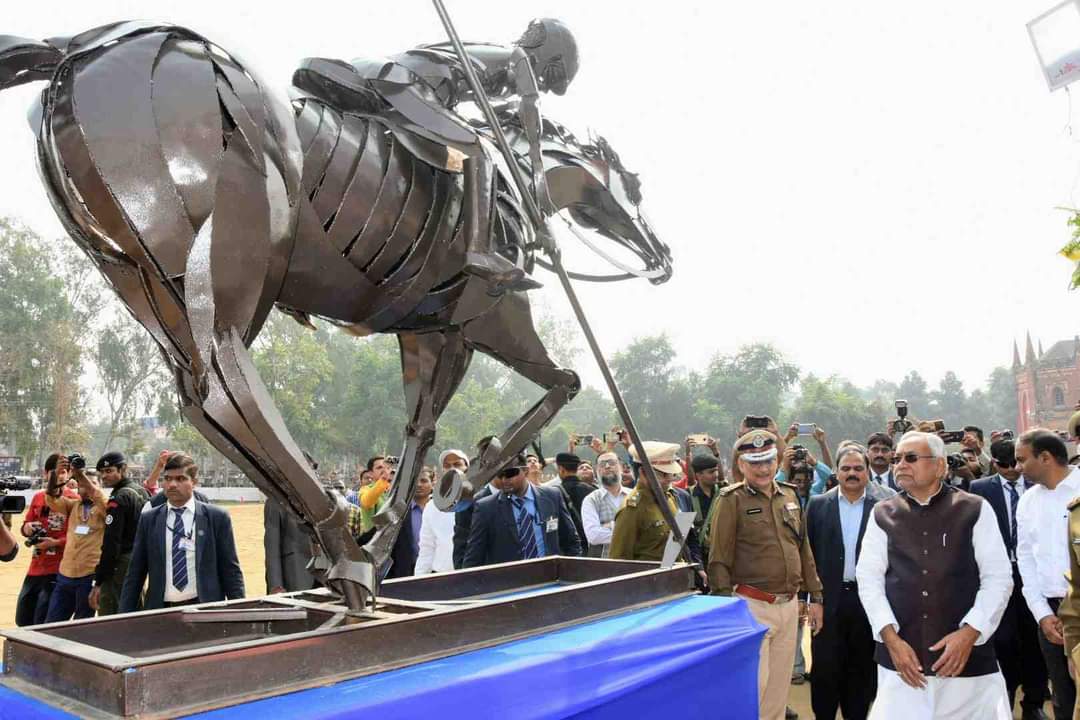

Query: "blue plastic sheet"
<box><xmin>0</xmin><ymin>595</ymin><xmax>765</xmax><ymax>720</ymax></box>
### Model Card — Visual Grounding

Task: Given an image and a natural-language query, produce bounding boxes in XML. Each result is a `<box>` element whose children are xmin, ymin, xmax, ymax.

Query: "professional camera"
<box><xmin>0</xmin><ymin>475</ymin><xmax>28</xmax><ymax>514</ymax></box>
<box><xmin>24</xmin><ymin>526</ymin><xmax>48</xmax><ymax>548</ymax></box>
<box><xmin>66</xmin><ymin>453</ymin><xmax>86</xmax><ymax>471</ymax></box>
<box><xmin>791</xmin><ymin>445</ymin><xmax>808</xmax><ymax>464</ymax></box>
<box><xmin>892</xmin><ymin>400</ymin><xmax>913</xmax><ymax>436</ymax></box>
<box><xmin>0</xmin><ymin>476</ymin><xmax>32</xmax><ymax>492</ymax></box>
<box><xmin>946</xmin><ymin>454</ymin><xmax>966</xmax><ymax>471</ymax></box>
<box><xmin>385</xmin><ymin>455</ymin><xmax>400</xmax><ymax>466</ymax></box>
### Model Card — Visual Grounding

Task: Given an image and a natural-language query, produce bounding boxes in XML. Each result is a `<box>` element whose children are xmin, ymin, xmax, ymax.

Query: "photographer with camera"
<box><xmin>43</xmin><ymin>454</ymin><xmax>109</xmax><ymax>623</ymax></box>
<box><xmin>0</xmin><ymin>470</ymin><xmax>28</xmax><ymax>563</ymax></box>
<box><xmin>778</xmin><ymin>424</ymin><xmax>834</xmax><ymax>497</ymax></box>
<box><xmin>15</xmin><ymin>454</ymin><xmax>78</xmax><ymax>625</ymax></box>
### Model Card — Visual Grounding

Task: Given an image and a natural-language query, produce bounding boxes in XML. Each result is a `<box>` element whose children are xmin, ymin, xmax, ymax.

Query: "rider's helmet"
<box><xmin>515</xmin><ymin>18</ymin><xmax>579</xmax><ymax>96</ymax></box>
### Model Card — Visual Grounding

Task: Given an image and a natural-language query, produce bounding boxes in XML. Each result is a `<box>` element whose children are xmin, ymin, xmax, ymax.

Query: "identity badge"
<box><xmin>74</xmin><ymin>525</ymin><xmax>90</xmax><ymax>535</ymax></box>
<box><xmin>545</xmin><ymin>516</ymin><xmax>558</xmax><ymax>533</ymax></box>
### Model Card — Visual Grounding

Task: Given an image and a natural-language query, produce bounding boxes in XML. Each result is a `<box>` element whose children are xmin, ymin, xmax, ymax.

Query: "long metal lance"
<box><xmin>431</xmin><ymin>0</ymin><xmax>688</xmax><ymax>556</ymax></box>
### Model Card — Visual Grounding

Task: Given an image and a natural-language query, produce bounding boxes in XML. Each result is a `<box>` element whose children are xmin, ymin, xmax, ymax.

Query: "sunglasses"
<box><xmin>994</xmin><ymin>459</ymin><xmax>1017</xmax><ymax>468</ymax></box>
<box><xmin>892</xmin><ymin>453</ymin><xmax>935</xmax><ymax>465</ymax></box>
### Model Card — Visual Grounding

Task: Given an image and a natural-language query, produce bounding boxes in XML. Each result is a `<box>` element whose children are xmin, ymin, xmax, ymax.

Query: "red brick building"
<box><xmin>1014</xmin><ymin>332</ymin><xmax>1080</xmax><ymax>433</ymax></box>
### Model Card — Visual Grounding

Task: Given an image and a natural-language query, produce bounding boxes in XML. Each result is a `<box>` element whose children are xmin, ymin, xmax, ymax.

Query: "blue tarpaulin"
<box><xmin>0</xmin><ymin>595</ymin><xmax>764</xmax><ymax>719</ymax></box>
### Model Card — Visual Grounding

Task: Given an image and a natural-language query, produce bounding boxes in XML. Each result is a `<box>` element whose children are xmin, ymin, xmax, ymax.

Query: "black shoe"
<box><xmin>785</xmin><ymin>707</ymin><xmax>799</xmax><ymax>720</ymax></box>
<box><xmin>1020</xmin><ymin>708</ymin><xmax>1049</xmax><ymax>720</ymax></box>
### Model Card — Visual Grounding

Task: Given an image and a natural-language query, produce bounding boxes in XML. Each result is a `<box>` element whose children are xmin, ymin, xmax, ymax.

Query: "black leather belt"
<box><xmin>841</xmin><ymin>581</ymin><xmax>858</xmax><ymax>591</ymax></box>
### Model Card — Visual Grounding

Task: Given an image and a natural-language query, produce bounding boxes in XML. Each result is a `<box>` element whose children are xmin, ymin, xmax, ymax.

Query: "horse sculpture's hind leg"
<box><xmin>361</xmin><ymin>330</ymin><xmax>473</xmax><ymax>576</ymax></box>
<box><xmin>433</xmin><ymin>291</ymin><xmax>581</xmax><ymax>511</ymax></box>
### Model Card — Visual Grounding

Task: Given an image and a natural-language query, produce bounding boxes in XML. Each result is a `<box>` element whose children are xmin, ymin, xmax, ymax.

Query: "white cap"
<box><xmin>438</xmin><ymin>449</ymin><xmax>469</xmax><ymax>468</ymax></box>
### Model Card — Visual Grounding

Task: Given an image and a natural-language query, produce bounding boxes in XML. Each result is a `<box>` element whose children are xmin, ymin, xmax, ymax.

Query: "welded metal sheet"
<box><xmin>1</xmin><ymin>558</ymin><xmax>694</xmax><ymax>719</ymax></box>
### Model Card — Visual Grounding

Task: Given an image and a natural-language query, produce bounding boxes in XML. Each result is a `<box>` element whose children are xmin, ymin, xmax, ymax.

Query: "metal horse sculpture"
<box><xmin>0</xmin><ymin>21</ymin><xmax>671</xmax><ymax>610</ymax></box>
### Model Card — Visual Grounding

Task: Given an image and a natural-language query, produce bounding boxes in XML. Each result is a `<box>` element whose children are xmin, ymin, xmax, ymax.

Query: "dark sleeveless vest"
<box><xmin>871</xmin><ymin>484</ymin><xmax>998</xmax><ymax>677</ymax></box>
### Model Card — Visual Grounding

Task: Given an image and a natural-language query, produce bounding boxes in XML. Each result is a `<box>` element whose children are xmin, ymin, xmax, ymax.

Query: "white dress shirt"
<box><xmin>856</xmin><ymin>491</ymin><xmax>1012</xmax><ymax>645</ymax></box>
<box><xmin>1016</xmin><ymin>467</ymin><xmax>1080</xmax><ymax>621</ymax></box>
<box><xmin>414</xmin><ymin>501</ymin><xmax>454</xmax><ymax>574</ymax></box>
<box><xmin>581</xmin><ymin>485</ymin><xmax>630</xmax><ymax>550</ymax></box>
<box><xmin>996</xmin><ymin>474</ymin><xmax>1026</xmax><ymax>535</ymax></box>
<box><xmin>164</xmin><ymin>497</ymin><xmax>198</xmax><ymax>602</ymax></box>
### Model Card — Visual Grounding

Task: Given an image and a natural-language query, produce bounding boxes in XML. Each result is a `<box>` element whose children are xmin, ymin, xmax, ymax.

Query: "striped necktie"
<box><xmin>171</xmin><ymin>507</ymin><xmax>189</xmax><ymax>591</ymax></box>
<box><xmin>1005</xmin><ymin>481</ymin><xmax>1019</xmax><ymax>557</ymax></box>
<box><xmin>511</xmin><ymin>496</ymin><xmax>539</xmax><ymax>560</ymax></box>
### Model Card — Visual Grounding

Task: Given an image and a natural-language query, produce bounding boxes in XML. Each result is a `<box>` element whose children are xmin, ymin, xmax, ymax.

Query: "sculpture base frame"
<box><xmin>1</xmin><ymin>557</ymin><xmax>694</xmax><ymax>719</ymax></box>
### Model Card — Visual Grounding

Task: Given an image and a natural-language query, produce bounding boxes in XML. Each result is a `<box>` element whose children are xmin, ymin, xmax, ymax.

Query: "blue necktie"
<box><xmin>1005</xmin><ymin>481</ymin><xmax>1019</xmax><ymax>557</ymax></box>
<box><xmin>172</xmin><ymin>507</ymin><xmax>189</xmax><ymax>591</ymax></box>
<box><xmin>511</xmin><ymin>496</ymin><xmax>539</xmax><ymax>560</ymax></box>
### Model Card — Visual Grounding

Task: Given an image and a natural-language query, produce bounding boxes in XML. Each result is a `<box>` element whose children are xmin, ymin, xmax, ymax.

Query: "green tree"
<box><xmin>697</xmin><ymin>343</ymin><xmax>800</xmax><ymax>449</ymax></box>
<box><xmin>96</xmin><ymin>315</ymin><xmax>169</xmax><ymax>452</ymax></box>
<box><xmin>897</xmin><ymin>371</ymin><xmax>931</xmax><ymax>419</ymax></box>
<box><xmin>785</xmin><ymin>375</ymin><xmax>890</xmax><ymax>447</ymax></box>
<box><xmin>0</xmin><ymin>218</ymin><xmax>100</xmax><ymax>466</ymax></box>
<box><xmin>930</xmin><ymin>371</ymin><xmax>967</xmax><ymax>429</ymax></box>
<box><xmin>610</xmin><ymin>334</ymin><xmax>694</xmax><ymax>442</ymax></box>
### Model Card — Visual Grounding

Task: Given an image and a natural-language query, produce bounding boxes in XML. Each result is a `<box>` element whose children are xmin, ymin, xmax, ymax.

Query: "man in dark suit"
<box><xmin>555</xmin><ymin>452</ymin><xmax>592</xmax><ymax>554</ymax></box>
<box><xmin>969</xmin><ymin>439</ymin><xmax>1049</xmax><ymax>720</ymax></box>
<box><xmin>385</xmin><ymin>468</ymin><xmax>433</xmax><ymax>578</ymax></box>
<box><xmin>806</xmin><ymin>444</ymin><xmax>895</xmax><ymax>720</ymax></box>
<box><xmin>120</xmin><ymin>453</ymin><xmax>244</xmax><ymax>611</ymax></box>
<box><xmin>263</xmin><ymin>496</ymin><xmax>318</xmax><ymax>593</ymax></box>
<box><xmin>866</xmin><ymin>433</ymin><xmax>900</xmax><ymax>491</ymax></box>
<box><xmin>463</xmin><ymin>456</ymin><xmax>582</xmax><ymax>568</ymax></box>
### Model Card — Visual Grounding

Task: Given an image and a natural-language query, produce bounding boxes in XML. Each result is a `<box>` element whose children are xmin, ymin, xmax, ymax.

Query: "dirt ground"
<box><xmin>0</xmin><ymin>505</ymin><xmax>1046</xmax><ymax>718</ymax></box>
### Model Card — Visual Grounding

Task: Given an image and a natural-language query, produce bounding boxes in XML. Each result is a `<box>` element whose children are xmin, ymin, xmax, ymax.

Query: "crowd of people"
<box><xmin>8</xmin><ymin>412</ymin><xmax>1080</xmax><ymax>720</ymax></box>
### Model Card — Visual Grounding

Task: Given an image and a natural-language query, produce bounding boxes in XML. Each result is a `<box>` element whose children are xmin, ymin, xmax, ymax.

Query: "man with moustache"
<box><xmin>856</xmin><ymin>432</ymin><xmax>1013</xmax><ymax>719</ymax></box>
<box><xmin>416</xmin><ymin>450</ymin><xmax>468</xmax><ymax>574</ymax></box>
<box><xmin>806</xmin><ymin>444</ymin><xmax>895</xmax><ymax>720</ymax></box>
<box><xmin>581</xmin><ymin>451</ymin><xmax>632</xmax><ymax>557</ymax></box>
<box><xmin>708</xmin><ymin>429</ymin><xmax>823</xmax><ymax>720</ymax></box>
<box><xmin>1016</xmin><ymin>429</ymin><xmax>1080</xmax><ymax>720</ymax></box>
<box><xmin>970</xmin><ymin>439</ymin><xmax>1049</xmax><ymax>719</ymax></box>
<box><xmin>866</xmin><ymin>433</ymin><xmax>900</xmax><ymax>491</ymax></box>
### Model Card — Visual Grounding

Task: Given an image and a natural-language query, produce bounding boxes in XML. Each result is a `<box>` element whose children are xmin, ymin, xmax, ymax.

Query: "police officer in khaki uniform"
<box><xmin>709</xmin><ymin>430</ymin><xmax>824</xmax><ymax>720</ymax></box>
<box><xmin>1057</xmin><ymin>494</ymin><xmax>1080</xmax><ymax>720</ymax></box>
<box><xmin>608</xmin><ymin>441</ymin><xmax>685</xmax><ymax>562</ymax></box>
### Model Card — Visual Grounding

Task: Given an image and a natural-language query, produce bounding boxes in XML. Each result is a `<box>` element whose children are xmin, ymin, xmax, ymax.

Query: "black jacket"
<box><xmin>95</xmin><ymin>477</ymin><xmax>149</xmax><ymax>585</ymax></box>
<box><xmin>120</xmin><ymin>500</ymin><xmax>245</xmax><ymax>611</ymax></box>
<box><xmin>805</xmin><ymin>483</ymin><xmax>894</xmax><ymax>622</ymax></box>
<box><xmin>463</xmin><ymin>486</ymin><xmax>582</xmax><ymax>568</ymax></box>
<box><xmin>559</xmin><ymin>475</ymin><xmax>594</xmax><ymax>554</ymax></box>
<box><xmin>969</xmin><ymin>474</ymin><xmax>1032</xmax><ymax>558</ymax></box>
<box><xmin>453</xmin><ymin>483</ymin><xmax>495</xmax><ymax>569</ymax></box>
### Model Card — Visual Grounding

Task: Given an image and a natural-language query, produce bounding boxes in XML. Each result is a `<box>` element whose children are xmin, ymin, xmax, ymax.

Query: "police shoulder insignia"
<box><xmin>105</xmin><ymin>514</ymin><xmax>114</xmax><ymax>525</ymax></box>
<box><xmin>1070</xmin><ymin>496</ymin><xmax>1080</xmax><ymax>512</ymax></box>
<box><xmin>719</xmin><ymin>482</ymin><xmax>745</xmax><ymax>496</ymax></box>
<box><xmin>626</xmin><ymin>492</ymin><xmax>640</xmax><ymax>508</ymax></box>
<box><xmin>776</xmin><ymin>481</ymin><xmax>799</xmax><ymax>492</ymax></box>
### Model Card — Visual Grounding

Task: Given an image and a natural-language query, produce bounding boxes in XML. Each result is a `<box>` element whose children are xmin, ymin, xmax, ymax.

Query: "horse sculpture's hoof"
<box><xmin>434</xmin><ymin>467</ymin><xmax>475</xmax><ymax>511</ymax></box>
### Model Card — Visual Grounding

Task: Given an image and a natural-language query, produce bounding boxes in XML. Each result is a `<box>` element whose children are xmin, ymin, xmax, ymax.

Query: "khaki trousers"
<box><xmin>745</xmin><ymin>596</ymin><xmax>799</xmax><ymax>720</ymax></box>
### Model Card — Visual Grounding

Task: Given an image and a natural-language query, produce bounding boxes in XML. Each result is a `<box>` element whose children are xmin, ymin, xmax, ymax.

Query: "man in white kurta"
<box><xmin>856</xmin><ymin>432</ymin><xmax>1013</xmax><ymax>720</ymax></box>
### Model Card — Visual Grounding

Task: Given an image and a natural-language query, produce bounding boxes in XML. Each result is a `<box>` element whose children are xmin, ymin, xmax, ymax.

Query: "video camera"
<box><xmin>0</xmin><ymin>475</ymin><xmax>30</xmax><ymax>514</ymax></box>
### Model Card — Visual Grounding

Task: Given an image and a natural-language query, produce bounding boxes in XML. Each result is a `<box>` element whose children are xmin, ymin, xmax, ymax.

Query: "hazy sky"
<box><xmin>1</xmin><ymin>1</ymin><xmax>1077</xmax><ymax>394</ymax></box>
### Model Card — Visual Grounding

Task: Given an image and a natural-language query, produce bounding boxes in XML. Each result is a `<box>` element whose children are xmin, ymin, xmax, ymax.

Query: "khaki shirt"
<box><xmin>608</xmin><ymin>482</ymin><xmax>678</xmax><ymax>562</ymax></box>
<box><xmin>1059</xmin><ymin>495</ymin><xmax>1080</xmax><ymax>656</ymax></box>
<box><xmin>707</xmin><ymin>480</ymin><xmax>822</xmax><ymax>598</ymax></box>
<box><xmin>45</xmin><ymin>487</ymin><xmax>107</xmax><ymax>579</ymax></box>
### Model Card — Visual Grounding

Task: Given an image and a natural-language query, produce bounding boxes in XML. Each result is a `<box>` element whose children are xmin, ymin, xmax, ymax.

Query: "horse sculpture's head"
<box><xmin>505</xmin><ymin>117</ymin><xmax>673</xmax><ymax>284</ymax></box>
